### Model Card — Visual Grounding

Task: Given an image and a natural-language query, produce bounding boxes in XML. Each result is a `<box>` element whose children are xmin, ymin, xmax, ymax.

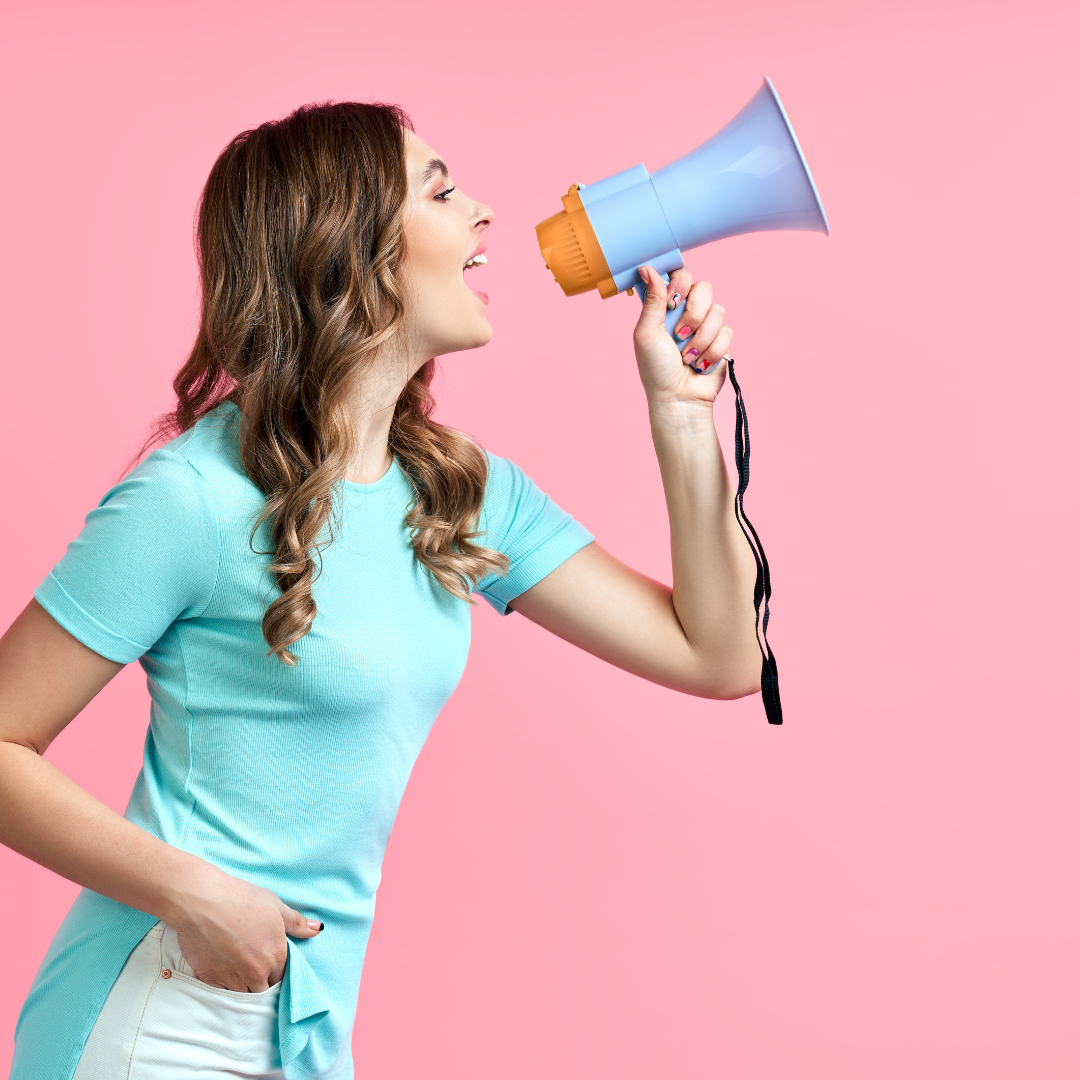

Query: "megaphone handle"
<box><xmin>631</xmin><ymin>276</ymin><xmax>689</xmax><ymax>344</ymax></box>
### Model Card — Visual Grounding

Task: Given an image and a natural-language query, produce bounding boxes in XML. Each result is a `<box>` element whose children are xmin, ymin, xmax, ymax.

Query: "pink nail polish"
<box><xmin>687</xmin><ymin>348</ymin><xmax>699</xmax><ymax>358</ymax></box>
<box><xmin>677</xmin><ymin>326</ymin><xmax>692</xmax><ymax>339</ymax></box>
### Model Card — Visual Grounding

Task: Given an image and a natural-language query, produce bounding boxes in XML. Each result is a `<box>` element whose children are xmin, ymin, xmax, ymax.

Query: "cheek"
<box><xmin>405</xmin><ymin>212</ymin><xmax>463</xmax><ymax>291</ymax></box>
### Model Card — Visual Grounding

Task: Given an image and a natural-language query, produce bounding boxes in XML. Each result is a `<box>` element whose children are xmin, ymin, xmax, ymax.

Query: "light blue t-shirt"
<box><xmin>12</xmin><ymin>403</ymin><xmax>593</xmax><ymax>1080</ymax></box>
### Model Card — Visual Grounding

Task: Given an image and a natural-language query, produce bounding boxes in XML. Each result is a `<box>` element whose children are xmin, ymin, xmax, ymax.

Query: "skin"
<box><xmin>0</xmin><ymin>130</ymin><xmax>760</xmax><ymax>994</ymax></box>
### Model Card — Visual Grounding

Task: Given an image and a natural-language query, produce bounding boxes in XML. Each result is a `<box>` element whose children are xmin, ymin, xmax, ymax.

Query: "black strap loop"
<box><xmin>726</xmin><ymin>358</ymin><xmax>782</xmax><ymax>725</ymax></box>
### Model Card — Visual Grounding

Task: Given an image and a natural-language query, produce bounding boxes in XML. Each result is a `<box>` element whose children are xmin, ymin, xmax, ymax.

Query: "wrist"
<box><xmin>156</xmin><ymin>854</ymin><xmax>231</xmax><ymax>927</ymax></box>
<box><xmin>648</xmin><ymin>396</ymin><xmax>716</xmax><ymax>436</ymax></box>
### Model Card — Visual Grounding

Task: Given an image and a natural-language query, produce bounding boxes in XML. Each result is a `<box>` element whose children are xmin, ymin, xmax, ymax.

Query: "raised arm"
<box><xmin>0</xmin><ymin>600</ymin><xmax>322</xmax><ymax>991</ymax></box>
<box><xmin>509</xmin><ymin>266</ymin><xmax>762</xmax><ymax>701</ymax></box>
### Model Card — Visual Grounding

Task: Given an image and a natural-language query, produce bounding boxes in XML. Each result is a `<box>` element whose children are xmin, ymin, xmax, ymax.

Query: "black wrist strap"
<box><xmin>726</xmin><ymin>358</ymin><xmax>783</xmax><ymax>725</ymax></box>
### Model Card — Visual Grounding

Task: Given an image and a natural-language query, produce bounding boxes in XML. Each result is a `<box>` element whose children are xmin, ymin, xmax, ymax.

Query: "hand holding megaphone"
<box><xmin>634</xmin><ymin>265</ymin><xmax>733</xmax><ymax>396</ymax></box>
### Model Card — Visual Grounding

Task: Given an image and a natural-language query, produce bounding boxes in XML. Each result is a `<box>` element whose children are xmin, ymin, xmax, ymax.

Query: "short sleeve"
<box><xmin>473</xmin><ymin>454</ymin><xmax>594</xmax><ymax>615</ymax></box>
<box><xmin>34</xmin><ymin>448</ymin><xmax>221</xmax><ymax>663</ymax></box>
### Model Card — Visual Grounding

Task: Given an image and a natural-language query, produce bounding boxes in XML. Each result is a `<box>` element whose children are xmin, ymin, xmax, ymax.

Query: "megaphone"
<box><xmin>536</xmin><ymin>77</ymin><xmax>829</xmax><ymax>339</ymax></box>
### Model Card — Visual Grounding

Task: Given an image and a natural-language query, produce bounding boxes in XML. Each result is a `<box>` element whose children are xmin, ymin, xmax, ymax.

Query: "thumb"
<box><xmin>276</xmin><ymin>899</ymin><xmax>323</xmax><ymax>938</ymax></box>
<box><xmin>635</xmin><ymin>266</ymin><xmax>669</xmax><ymax>332</ymax></box>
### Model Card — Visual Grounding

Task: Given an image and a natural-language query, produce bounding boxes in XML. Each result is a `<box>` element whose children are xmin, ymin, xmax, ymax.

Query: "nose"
<box><xmin>470</xmin><ymin>198</ymin><xmax>494</xmax><ymax>232</ymax></box>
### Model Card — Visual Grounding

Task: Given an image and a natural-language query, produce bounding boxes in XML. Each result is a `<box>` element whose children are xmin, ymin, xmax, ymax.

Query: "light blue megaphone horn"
<box><xmin>536</xmin><ymin>77</ymin><xmax>829</xmax><ymax>340</ymax></box>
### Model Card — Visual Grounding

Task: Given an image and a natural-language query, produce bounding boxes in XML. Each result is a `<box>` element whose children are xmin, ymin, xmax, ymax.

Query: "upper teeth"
<box><xmin>463</xmin><ymin>253</ymin><xmax>487</xmax><ymax>268</ymax></box>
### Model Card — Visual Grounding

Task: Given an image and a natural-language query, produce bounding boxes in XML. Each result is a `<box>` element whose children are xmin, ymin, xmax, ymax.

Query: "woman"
<box><xmin>0</xmin><ymin>102</ymin><xmax>759</xmax><ymax>1079</ymax></box>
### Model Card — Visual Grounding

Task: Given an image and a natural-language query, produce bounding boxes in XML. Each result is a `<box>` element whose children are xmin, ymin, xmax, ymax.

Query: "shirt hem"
<box><xmin>34</xmin><ymin>573</ymin><xmax>149</xmax><ymax>664</ymax></box>
<box><xmin>477</xmin><ymin>522</ymin><xmax>595</xmax><ymax>615</ymax></box>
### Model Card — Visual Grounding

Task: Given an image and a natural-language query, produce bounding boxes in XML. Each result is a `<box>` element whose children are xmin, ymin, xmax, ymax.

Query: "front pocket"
<box><xmin>171</xmin><ymin>966</ymin><xmax>282</xmax><ymax>1000</ymax></box>
<box><xmin>161</xmin><ymin>924</ymin><xmax>283</xmax><ymax>1001</ymax></box>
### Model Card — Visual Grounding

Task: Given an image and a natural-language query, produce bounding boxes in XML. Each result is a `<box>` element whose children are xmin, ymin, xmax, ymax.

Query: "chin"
<box><xmin>427</xmin><ymin>291</ymin><xmax>492</xmax><ymax>355</ymax></box>
<box><xmin>471</xmin><ymin>319</ymin><xmax>493</xmax><ymax>348</ymax></box>
<box><xmin>444</xmin><ymin>317</ymin><xmax>492</xmax><ymax>354</ymax></box>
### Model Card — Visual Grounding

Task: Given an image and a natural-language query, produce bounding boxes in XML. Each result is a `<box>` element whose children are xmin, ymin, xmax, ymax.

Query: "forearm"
<box><xmin>0</xmin><ymin>740</ymin><xmax>225</xmax><ymax>923</ymax></box>
<box><xmin>649</xmin><ymin>397</ymin><xmax>761</xmax><ymax>691</ymax></box>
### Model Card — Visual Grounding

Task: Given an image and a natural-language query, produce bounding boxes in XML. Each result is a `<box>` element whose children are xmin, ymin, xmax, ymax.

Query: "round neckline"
<box><xmin>342</xmin><ymin>458</ymin><xmax>402</xmax><ymax>494</ymax></box>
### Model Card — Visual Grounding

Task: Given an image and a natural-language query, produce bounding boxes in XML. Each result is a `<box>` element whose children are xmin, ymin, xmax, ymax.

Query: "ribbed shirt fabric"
<box><xmin>12</xmin><ymin>403</ymin><xmax>594</xmax><ymax>1080</ymax></box>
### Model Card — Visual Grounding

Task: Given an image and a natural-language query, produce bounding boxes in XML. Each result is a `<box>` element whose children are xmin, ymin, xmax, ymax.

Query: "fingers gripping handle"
<box><xmin>632</xmin><ymin>274</ymin><xmax>689</xmax><ymax>345</ymax></box>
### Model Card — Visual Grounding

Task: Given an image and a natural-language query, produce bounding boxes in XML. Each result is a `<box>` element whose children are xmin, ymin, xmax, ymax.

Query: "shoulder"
<box><xmin>34</xmin><ymin>411</ymin><xmax>243</xmax><ymax>659</ymax></box>
<box><xmin>119</xmin><ymin>404</ymin><xmax>255</xmax><ymax>516</ymax></box>
<box><xmin>483</xmin><ymin>451</ymin><xmax>528</xmax><ymax>498</ymax></box>
<box><xmin>480</xmin><ymin>452</ymin><xmax>544</xmax><ymax>526</ymax></box>
<box><xmin>479</xmin><ymin>450</ymin><xmax>588</xmax><ymax>549</ymax></box>
<box><xmin>84</xmin><ymin>404</ymin><xmax>254</xmax><ymax>556</ymax></box>
<box><xmin>156</xmin><ymin>403</ymin><xmax>250</xmax><ymax>492</ymax></box>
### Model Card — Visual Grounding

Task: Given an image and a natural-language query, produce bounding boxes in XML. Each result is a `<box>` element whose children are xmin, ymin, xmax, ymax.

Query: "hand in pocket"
<box><xmin>170</xmin><ymin>872</ymin><xmax>322</xmax><ymax>993</ymax></box>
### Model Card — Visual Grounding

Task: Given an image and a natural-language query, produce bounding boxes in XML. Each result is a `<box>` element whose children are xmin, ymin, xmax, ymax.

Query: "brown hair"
<box><xmin>151</xmin><ymin>101</ymin><xmax>506</xmax><ymax>663</ymax></box>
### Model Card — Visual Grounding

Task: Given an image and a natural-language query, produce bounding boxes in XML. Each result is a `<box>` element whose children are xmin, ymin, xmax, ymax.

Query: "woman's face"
<box><xmin>400</xmin><ymin>130</ymin><xmax>494</xmax><ymax>364</ymax></box>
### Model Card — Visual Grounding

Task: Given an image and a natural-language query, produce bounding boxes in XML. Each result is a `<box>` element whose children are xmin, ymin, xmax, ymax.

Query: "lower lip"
<box><xmin>469</xmin><ymin>285</ymin><xmax>489</xmax><ymax>305</ymax></box>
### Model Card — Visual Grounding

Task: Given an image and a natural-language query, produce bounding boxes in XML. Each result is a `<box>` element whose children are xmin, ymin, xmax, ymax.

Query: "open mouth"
<box><xmin>463</xmin><ymin>251</ymin><xmax>489</xmax><ymax>304</ymax></box>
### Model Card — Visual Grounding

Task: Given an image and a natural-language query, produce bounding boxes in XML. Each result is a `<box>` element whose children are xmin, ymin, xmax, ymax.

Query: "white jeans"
<box><xmin>73</xmin><ymin>922</ymin><xmax>284</xmax><ymax>1079</ymax></box>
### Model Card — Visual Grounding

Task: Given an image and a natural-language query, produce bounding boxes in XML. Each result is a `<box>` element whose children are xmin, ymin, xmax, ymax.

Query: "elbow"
<box><xmin>703</xmin><ymin>680</ymin><xmax>761</xmax><ymax>702</ymax></box>
<box><xmin>698</xmin><ymin>658</ymin><xmax>762</xmax><ymax>701</ymax></box>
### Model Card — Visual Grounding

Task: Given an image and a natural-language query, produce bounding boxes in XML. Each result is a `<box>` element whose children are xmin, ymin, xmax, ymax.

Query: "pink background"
<box><xmin>2</xmin><ymin>0</ymin><xmax>1077</xmax><ymax>1075</ymax></box>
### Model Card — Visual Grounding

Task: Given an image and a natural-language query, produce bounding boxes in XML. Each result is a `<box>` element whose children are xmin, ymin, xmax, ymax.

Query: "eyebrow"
<box><xmin>420</xmin><ymin>157</ymin><xmax>450</xmax><ymax>184</ymax></box>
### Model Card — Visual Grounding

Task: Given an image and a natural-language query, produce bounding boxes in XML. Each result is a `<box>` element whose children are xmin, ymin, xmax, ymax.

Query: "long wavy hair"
<box><xmin>147</xmin><ymin>101</ymin><xmax>507</xmax><ymax>664</ymax></box>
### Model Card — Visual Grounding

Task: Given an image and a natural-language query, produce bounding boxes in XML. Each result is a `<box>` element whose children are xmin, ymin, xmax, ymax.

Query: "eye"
<box><xmin>434</xmin><ymin>186</ymin><xmax>455</xmax><ymax>202</ymax></box>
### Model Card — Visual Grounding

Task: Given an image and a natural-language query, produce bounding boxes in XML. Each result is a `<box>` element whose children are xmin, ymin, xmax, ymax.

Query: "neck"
<box><xmin>343</xmin><ymin>351</ymin><xmax>426</xmax><ymax>485</ymax></box>
<box><xmin>345</xmin><ymin>407</ymin><xmax>395</xmax><ymax>485</ymax></box>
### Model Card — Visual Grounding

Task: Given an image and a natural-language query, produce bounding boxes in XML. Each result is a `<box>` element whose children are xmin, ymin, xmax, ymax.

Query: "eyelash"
<box><xmin>434</xmin><ymin>186</ymin><xmax>455</xmax><ymax>202</ymax></box>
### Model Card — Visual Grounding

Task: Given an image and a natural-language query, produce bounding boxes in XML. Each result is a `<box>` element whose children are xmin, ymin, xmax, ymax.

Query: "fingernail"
<box><xmin>308</xmin><ymin>920</ymin><xmax>323</xmax><ymax>931</ymax></box>
<box><xmin>677</xmin><ymin>326</ymin><xmax>692</xmax><ymax>339</ymax></box>
<box><xmin>686</xmin><ymin>348</ymin><xmax>699</xmax><ymax>359</ymax></box>
<box><xmin>667</xmin><ymin>292</ymin><xmax>681</xmax><ymax>311</ymax></box>
<box><xmin>639</xmin><ymin>267</ymin><xmax>649</xmax><ymax>283</ymax></box>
